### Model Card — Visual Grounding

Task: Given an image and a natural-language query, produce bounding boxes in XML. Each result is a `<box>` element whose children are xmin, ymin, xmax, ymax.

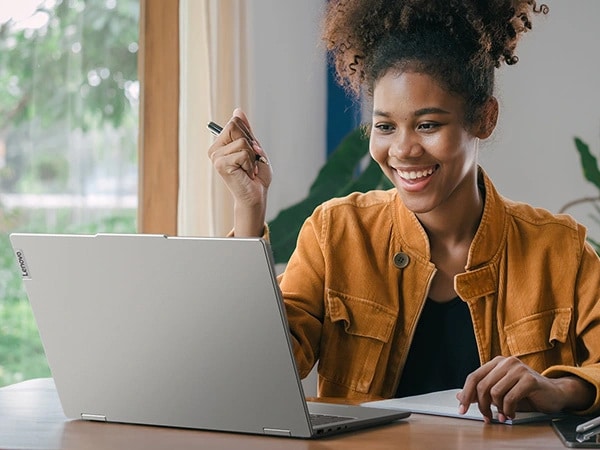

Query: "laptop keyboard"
<box><xmin>310</xmin><ymin>413</ymin><xmax>353</xmax><ymax>426</ymax></box>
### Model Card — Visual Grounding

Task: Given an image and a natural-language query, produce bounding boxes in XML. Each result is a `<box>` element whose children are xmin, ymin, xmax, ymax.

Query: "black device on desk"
<box><xmin>553</xmin><ymin>417</ymin><xmax>600</xmax><ymax>448</ymax></box>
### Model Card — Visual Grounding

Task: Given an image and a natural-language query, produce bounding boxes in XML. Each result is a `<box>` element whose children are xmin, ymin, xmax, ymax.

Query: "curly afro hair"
<box><xmin>322</xmin><ymin>0</ymin><xmax>548</xmax><ymax>125</ymax></box>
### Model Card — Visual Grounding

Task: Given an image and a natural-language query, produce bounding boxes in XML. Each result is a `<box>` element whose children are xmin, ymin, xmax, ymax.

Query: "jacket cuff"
<box><xmin>542</xmin><ymin>365</ymin><xmax>600</xmax><ymax>415</ymax></box>
<box><xmin>226</xmin><ymin>223</ymin><xmax>270</xmax><ymax>241</ymax></box>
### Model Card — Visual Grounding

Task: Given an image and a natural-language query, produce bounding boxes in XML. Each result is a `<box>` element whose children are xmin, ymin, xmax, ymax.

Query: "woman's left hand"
<box><xmin>456</xmin><ymin>356</ymin><xmax>594</xmax><ymax>423</ymax></box>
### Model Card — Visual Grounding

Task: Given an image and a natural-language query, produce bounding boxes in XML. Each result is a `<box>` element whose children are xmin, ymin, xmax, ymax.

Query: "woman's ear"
<box><xmin>475</xmin><ymin>97</ymin><xmax>498</xmax><ymax>139</ymax></box>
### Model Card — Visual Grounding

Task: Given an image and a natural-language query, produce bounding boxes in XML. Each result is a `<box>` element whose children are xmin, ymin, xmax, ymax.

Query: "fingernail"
<box><xmin>458</xmin><ymin>404</ymin><xmax>466</xmax><ymax>415</ymax></box>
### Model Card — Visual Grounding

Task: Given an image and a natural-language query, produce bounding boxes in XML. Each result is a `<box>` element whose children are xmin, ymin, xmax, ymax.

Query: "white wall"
<box><xmin>481</xmin><ymin>0</ymin><xmax>600</xmax><ymax>239</ymax></box>
<box><xmin>245</xmin><ymin>2</ymin><xmax>326</xmax><ymax>395</ymax></box>
<box><xmin>245</xmin><ymin>1</ymin><xmax>327</xmax><ymax>222</ymax></box>
<box><xmin>246</xmin><ymin>1</ymin><xmax>600</xmax><ymax>243</ymax></box>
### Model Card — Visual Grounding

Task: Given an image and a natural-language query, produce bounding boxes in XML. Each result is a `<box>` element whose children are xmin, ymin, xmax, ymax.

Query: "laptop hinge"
<box><xmin>263</xmin><ymin>427</ymin><xmax>291</xmax><ymax>437</ymax></box>
<box><xmin>81</xmin><ymin>413</ymin><xmax>107</xmax><ymax>422</ymax></box>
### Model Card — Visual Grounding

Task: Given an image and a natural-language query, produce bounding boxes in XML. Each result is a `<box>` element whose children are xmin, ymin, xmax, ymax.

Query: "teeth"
<box><xmin>399</xmin><ymin>167</ymin><xmax>435</xmax><ymax>180</ymax></box>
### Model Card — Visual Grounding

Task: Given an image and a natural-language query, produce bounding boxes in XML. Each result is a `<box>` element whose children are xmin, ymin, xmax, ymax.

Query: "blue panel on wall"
<box><xmin>326</xmin><ymin>63</ymin><xmax>361</xmax><ymax>156</ymax></box>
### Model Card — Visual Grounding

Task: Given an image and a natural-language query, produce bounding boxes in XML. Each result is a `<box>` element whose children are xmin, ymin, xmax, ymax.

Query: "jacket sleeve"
<box><xmin>542</xmin><ymin>240</ymin><xmax>600</xmax><ymax>415</ymax></box>
<box><xmin>226</xmin><ymin>224</ymin><xmax>270</xmax><ymax>240</ymax></box>
<box><xmin>277</xmin><ymin>205</ymin><xmax>327</xmax><ymax>379</ymax></box>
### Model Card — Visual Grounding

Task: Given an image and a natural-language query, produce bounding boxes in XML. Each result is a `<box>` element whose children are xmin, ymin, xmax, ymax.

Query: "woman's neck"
<box><xmin>416</xmin><ymin>172</ymin><xmax>484</xmax><ymax>248</ymax></box>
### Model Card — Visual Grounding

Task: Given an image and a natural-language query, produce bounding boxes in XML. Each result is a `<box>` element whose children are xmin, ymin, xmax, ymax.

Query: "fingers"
<box><xmin>210</xmin><ymin>137</ymin><xmax>258</xmax><ymax>180</ymax></box>
<box><xmin>230</xmin><ymin>114</ymin><xmax>256</xmax><ymax>147</ymax></box>
<box><xmin>207</xmin><ymin>109</ymin><xmax>273</xmax><ymax>212</ymax></box>
<box><xmin>208</xmin><ymin>111</ymin><xmax>261</xmax><ymax>180</ymax></box>
<box><xmin>232</xmin><ymin>108</ymin><xmax>268</xmax><ymax>162</ymax></box>
<box><xmin>458</xmin><ymin>358</ymin><xmax>498</xmax><ymax>422</ymax></box>
<box><xmin>458</xmin><ymin>356</ymin><xmax>541</xmax><ymax>423</ymax></box>
<box><xmin>233</xmin><ymin>107</ymin><xmax>252</xmax><ymax>135</ymax></box>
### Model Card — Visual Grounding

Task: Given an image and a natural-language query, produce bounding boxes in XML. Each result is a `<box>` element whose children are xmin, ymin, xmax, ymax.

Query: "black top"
<box><xmin>395</xmin><ymin>296</ymin><xmax>480</xmax><ymax>398</ymax></box>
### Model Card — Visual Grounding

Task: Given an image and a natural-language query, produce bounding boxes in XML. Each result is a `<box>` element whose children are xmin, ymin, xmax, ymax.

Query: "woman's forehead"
<box><xmin>372</xmin><ymin>71</ymin><xmax>466</xmax><ymax>117</ymax></box>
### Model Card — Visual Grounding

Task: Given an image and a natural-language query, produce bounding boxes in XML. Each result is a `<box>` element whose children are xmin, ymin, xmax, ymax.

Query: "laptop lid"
<box><xmin>10</xmin><ymin>233</ymin><xmax>409</xmax><ymax>438</ymax></box>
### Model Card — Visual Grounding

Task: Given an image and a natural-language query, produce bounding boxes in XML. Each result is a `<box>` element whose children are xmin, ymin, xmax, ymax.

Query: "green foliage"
<box><xmin>268</xmin><ymin>127</ymin><xmax>392</xmax><ymax>264</ymax></box>
<box><xmin>572</xmin><ymin>137</ymin><xmax>600</xmax><ymax>254</ymax></box>
<box><xmin>0</xmin><ymin>0</ymin><xmax>140</xmax><ymax>387</ymax></box>
<box><xmin>575</xmin><ymin>138</ymin><xmax>600</xmax><ymax>191</ymax></box>
<box><xmin>0</xmin><ymin>209</ymin><xmax>136</xmax><ymax>386</ymax></box>
<box><xmin>0</xmin><ymin>297</ymin><xmax>49</xmax><ymax>385</ymax></box>
<box><xmin>0</xmin><ymin>0</ymin><xmax>139</xmax><ymax>133</ymax></box>
<box><xmin>30</xmin><ymin>152</ymin><xmax>70</xmax><ymax>192</ymax></box>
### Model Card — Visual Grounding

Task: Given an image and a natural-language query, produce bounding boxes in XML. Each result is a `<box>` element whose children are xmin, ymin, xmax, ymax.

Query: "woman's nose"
<box><xmin>389</xmin><ymin>130</ymin><xmax>424</xmax><ymax>159</ymax></box>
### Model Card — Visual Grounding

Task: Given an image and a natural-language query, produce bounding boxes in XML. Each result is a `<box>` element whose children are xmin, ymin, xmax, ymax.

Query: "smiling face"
<box><xmin>370</xmin><ymin>70</ymin><xmax>489</xmax><ymax>218</ymax></box>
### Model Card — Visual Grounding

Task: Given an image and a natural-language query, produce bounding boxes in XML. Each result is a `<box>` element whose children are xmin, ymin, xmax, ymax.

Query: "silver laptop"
<box><xmin>10</xmin><ymin>233</ymin><xmax>410</xmax><ymax>438</ymax></box>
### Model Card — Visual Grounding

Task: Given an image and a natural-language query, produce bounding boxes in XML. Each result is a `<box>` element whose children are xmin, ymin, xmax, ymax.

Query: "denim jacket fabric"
<box><xmin>278</xmin><ymin>168</ymin><xmax>600</xmax><ymax>413</ymax></box>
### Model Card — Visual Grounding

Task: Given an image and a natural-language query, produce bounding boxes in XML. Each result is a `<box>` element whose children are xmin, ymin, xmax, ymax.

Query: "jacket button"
<box><xmin>393</xmin><ymin>252</ymin><xmax>410</xmax><ymax>269</ymax></box>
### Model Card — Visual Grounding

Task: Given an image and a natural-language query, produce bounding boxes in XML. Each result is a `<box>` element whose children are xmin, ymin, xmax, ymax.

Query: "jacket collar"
<box><xmin>393</xmin><ymin>167</ymin><xmax>506</xmax><ymax>271</ymax></box>
<box><xmin>466</xmin><ymin>167</ymin><xmax>507</xmax><ymax>270</ymax></box>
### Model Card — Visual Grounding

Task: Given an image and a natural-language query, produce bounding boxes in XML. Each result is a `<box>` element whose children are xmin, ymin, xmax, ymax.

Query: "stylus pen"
<box><xmin>207</xmin><ymin>121</ymin><xmax>268</xmax><ymax>165</ymax></box>
<box><xmin>577</xmin><ymin>426</ymin><xmax>600</xmax><ymax>443</ymax></box>
<box><xmin>575</xmin><ymin>415</ymin><xmax>600</xmax><ymax>433</ymax></box>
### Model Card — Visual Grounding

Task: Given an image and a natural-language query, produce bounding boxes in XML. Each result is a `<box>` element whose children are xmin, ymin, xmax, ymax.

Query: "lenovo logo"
<box><xmin>15</xmin><ymin>250</ymin><xmax>31</xmax><ymax>279</ymax></box>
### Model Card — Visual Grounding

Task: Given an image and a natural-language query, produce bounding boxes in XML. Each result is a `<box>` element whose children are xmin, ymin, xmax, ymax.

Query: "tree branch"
<box><xmin>0</xmin><ymin>92</ymin><xmax>31</xmax><ymax>135</ymax></box>
<box><xmin>559</xmin><ymin>196</ymin><xmax>600</xmax><ymax>214</ymax></box>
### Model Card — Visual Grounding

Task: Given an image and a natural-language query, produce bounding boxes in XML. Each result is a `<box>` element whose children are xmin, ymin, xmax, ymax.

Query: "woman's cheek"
<box><xmin>369</xmin><ymin>141</ymin><xmax>385</xmax><ymax>164</ymax></box>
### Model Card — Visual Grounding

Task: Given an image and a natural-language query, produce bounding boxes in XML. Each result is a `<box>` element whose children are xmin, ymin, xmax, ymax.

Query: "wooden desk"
<box><xmin>0</xmin><ymin>378</ymin><xmax>568</xmax><ymax>449</ymax></box>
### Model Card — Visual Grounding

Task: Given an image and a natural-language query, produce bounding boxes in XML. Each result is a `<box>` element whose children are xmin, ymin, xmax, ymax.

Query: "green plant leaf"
<box><xmin>587</xmin><ymin>237</ymin><xmax>600</xmax><ymax>254</ymax></box>
<box><xmin>575</xmin><ymin>137</ymin><xmax>600</xmax><ymax>191</ymax></box>
<box><xmin>307</xmin><ymin>127</ymin><xmax>370</xmax><ymax>197</ymax></box>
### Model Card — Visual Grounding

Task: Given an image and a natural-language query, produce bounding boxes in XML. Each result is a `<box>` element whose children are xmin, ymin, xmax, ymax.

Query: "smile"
<box><xmin>397</xmin><ymin>165</ymin><xmax>438</xmax><ymax>181</ymax></box>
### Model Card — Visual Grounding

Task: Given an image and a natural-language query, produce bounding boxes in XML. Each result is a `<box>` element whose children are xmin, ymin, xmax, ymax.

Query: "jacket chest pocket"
<box><xmin>504</xmin><ymin>308</ymin><xmax>574</xmax><ymax>369</ymax></box>
<box><xmin>318</xmin><ymin>290</ymin><xmax>397</xmax><ymax>394</ymax></box>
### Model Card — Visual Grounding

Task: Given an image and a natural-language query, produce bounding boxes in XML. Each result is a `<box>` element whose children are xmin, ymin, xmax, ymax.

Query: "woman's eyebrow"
<box><xmin>414</xmin><ymin>107</ymin><xmax>451</xmax><ymax>117</ymax></box>
<box><xmin>372</xmin><ymin>107</ymin><xmax>452</xmax><ymax>118</ymax></box>
<box><xmin>372</xmin><ymin>109</ymin><xmax>391</xmax><ymax>118</ymax></box>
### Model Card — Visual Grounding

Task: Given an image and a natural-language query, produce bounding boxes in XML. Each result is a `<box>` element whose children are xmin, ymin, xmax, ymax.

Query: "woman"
<box><xmin>208</xmin><ymin>0</ymin><xmax>600</xmax><ymax>423</ymax></box>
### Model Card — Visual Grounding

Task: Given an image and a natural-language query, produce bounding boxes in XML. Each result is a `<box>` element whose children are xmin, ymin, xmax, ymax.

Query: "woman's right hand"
<box><xmin>207</xmin><ymin>108</ymin><xmax>272</xmax><ymax>237</ymax></box>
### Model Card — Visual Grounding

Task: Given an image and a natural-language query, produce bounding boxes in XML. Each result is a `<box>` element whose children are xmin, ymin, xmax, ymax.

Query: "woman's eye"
<box><xmin>418</xmin><ymin>122</ymin><xmax>440</xmax><ymax>131</ymax></box>
<box><xmin>374</xmin><ymin>123</ymin><xmax>394</xmax><ymax>132</ymax></box>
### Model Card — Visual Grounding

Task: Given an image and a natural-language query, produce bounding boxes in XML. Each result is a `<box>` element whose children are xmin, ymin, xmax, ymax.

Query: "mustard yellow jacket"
<box><xmin>279</xmin><ymin>170</ymin><xmax>600</xmax><ymax>413</ymax></box>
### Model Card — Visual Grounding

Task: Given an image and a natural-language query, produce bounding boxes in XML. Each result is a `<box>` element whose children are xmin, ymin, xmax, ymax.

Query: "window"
<box><xmin>0</xmin><ymin>0</ymin><xmax>140</xmax><ymax>386</ymax></box>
